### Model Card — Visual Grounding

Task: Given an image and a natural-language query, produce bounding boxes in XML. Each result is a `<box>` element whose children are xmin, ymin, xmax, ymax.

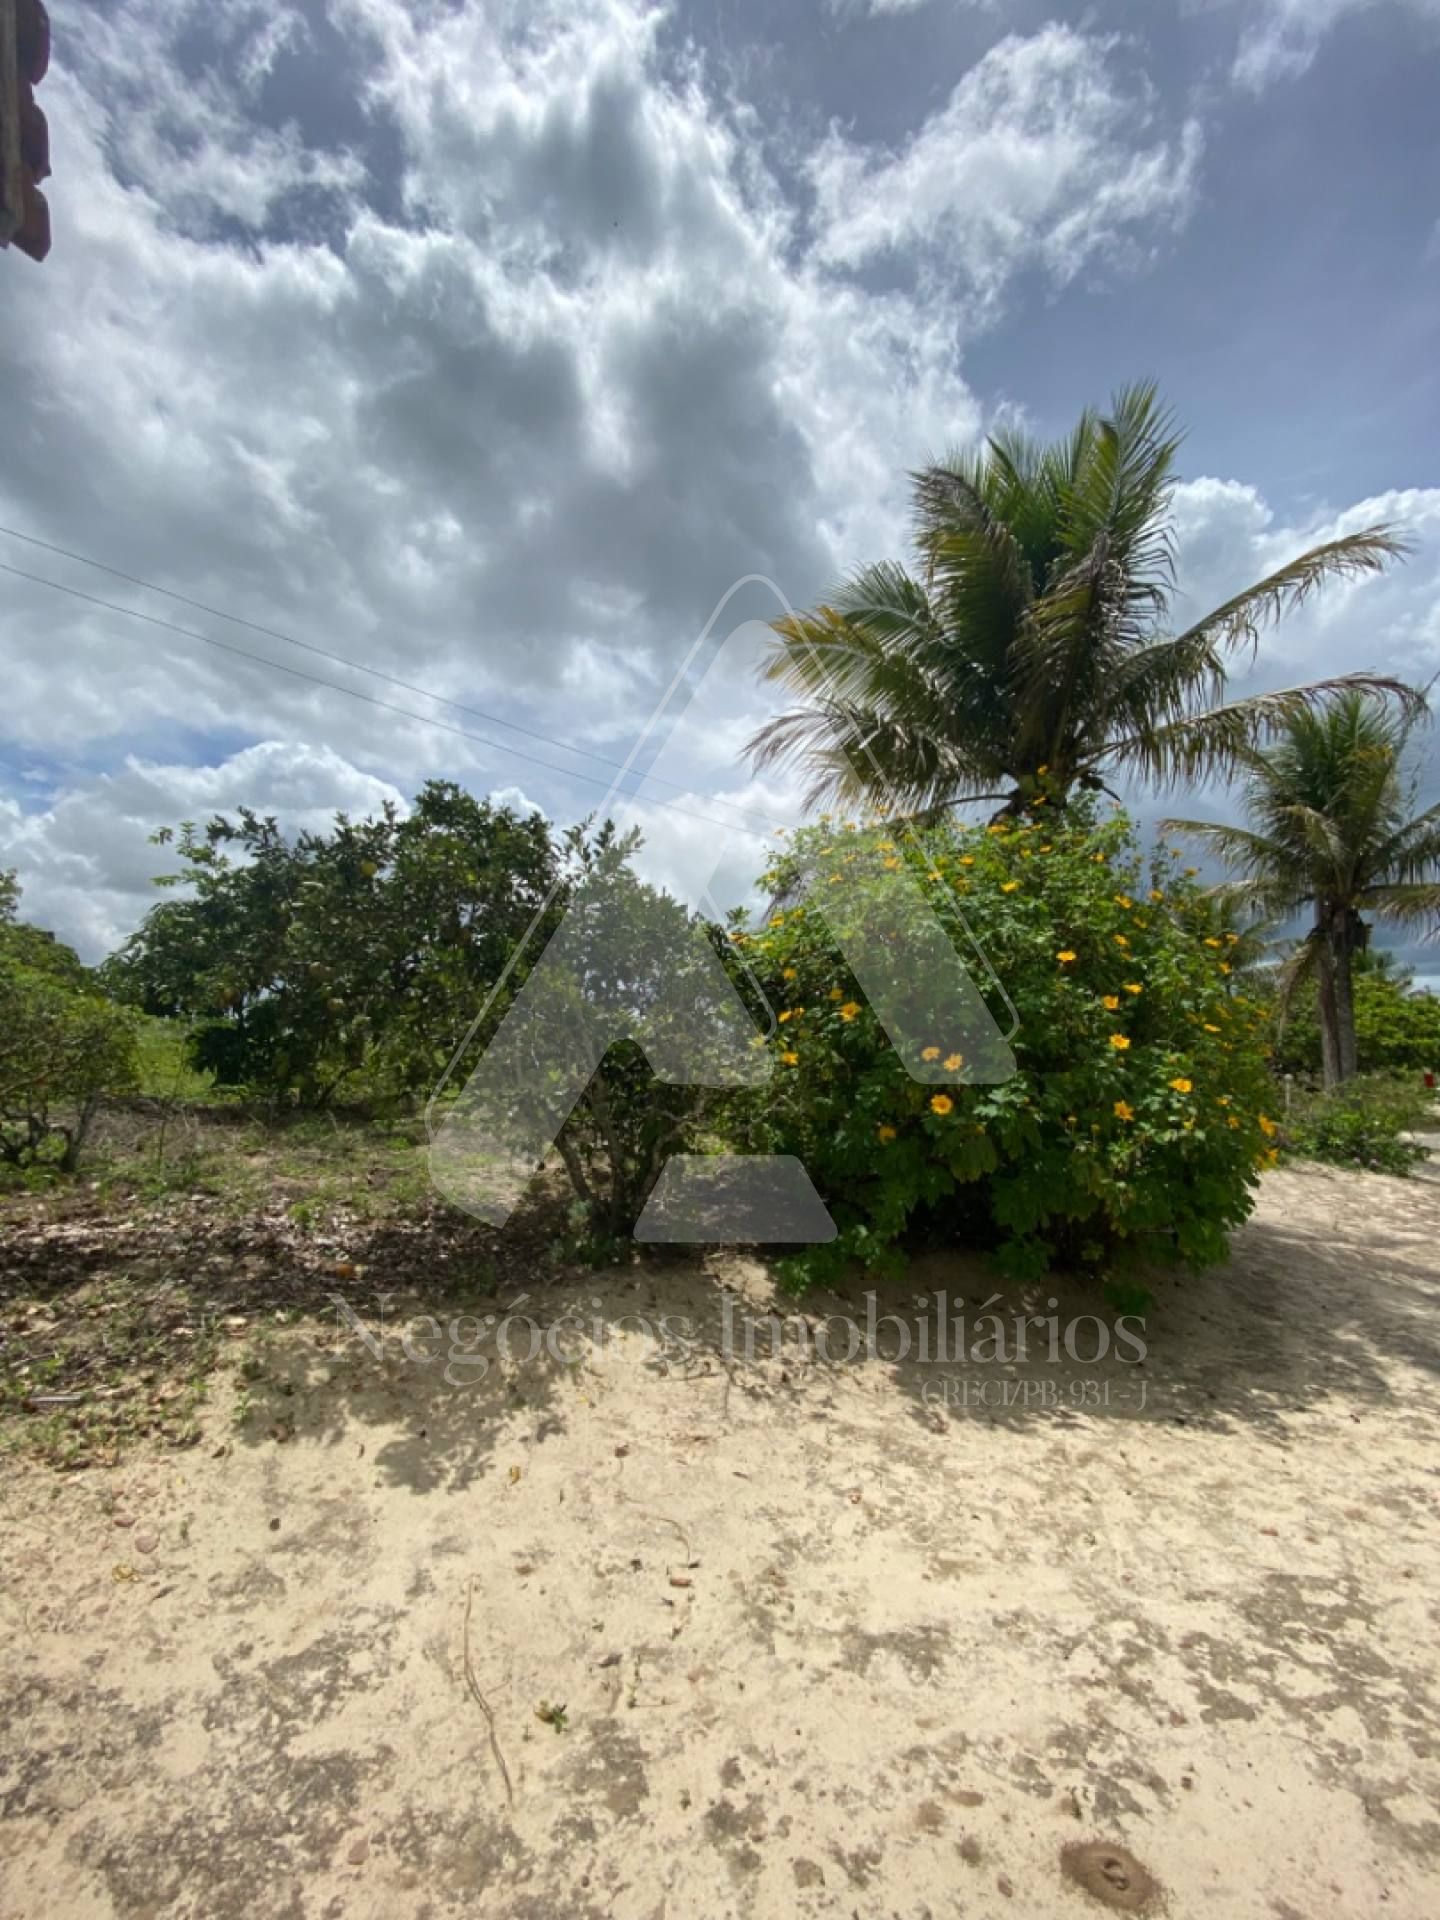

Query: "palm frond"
<box><xmin>1105</xmin><ymin>674</ymin><xmax>1425</xmax><ymax>789</ymax></box>
<box><xmin>1356</xmin><ymin>882</ymin><xmax>1440</xmax><ymax>934</ymax></box>
<box><xmin>1172</xmin><ymin>526</ymin><xmax>1410</xmax><ymax>659</ymax></box>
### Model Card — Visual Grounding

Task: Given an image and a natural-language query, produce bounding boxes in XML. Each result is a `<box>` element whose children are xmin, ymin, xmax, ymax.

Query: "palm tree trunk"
<box><xmin>1328</xmin><ymin>936</ymin><xmax>1351</xmax><ymax>1090</ymax></box>
<box><xmin>1332</xmin><ymin>940</ymin><xmax>1359</xmax><ymax>1082</ymax></box>
<box><xmin>1317</xmin><ymin>904</ymin><xmax>1361</xmax><ymax>1087</ymax></box>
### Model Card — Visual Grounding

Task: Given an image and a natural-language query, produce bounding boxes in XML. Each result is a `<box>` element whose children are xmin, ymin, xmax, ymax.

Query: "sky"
<box><xmin>2</xmin><ymin>0</ymin><xmax>1439</xmax><ymax>978</ymax></box>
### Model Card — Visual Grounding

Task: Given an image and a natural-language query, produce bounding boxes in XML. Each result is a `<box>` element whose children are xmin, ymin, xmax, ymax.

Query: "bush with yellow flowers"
<box><xmin>728</xmin><ymin>802</ymin><xmax>1277</xmax><ymax>1292</ymax></box>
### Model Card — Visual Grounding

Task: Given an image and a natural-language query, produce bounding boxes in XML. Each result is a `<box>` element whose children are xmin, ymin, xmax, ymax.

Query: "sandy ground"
<box><xmin>2</xmin><ymin>1163</ymin><xmax>1439</xmax><ymax>1920</ymax></box>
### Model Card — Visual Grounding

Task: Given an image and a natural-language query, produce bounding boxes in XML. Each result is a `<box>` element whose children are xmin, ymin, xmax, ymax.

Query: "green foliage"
<box><xmin>132</xmin><ymin>1017</ymin><xmax>225</xmax><ymax>1102</ymax></box>
<box><xmin>102</xmin><ymin>783</ymin><xmax>561</xmax><ymax>1105</ymax></box>
<box><xmin>730</xmin><ymin>806</ymin><xmax>1278</xmax><ymax>1291</ymax></box>
<box><xmin>1274</xmin><ymin>965</ymin><xmax>1440</xmax><ymax>1077</ymax></box>
<box><xmin>1168</xmin><ymin>692</ymin><xmax>1440</xmax><ymax>1086</ymax></box>
<box><xmin>750</xmin><ymin>385</ymin><xmax>1407</xmax><ymax>818</ymax></box>
<box><xmin>490</xmin><ymin>824</ymin><xmax>730</xmax><ymax>1248</ymax></box>
<box><xmin>1282</xmin><ymin>1075</ymin><xmax>1431</xmax><ymax>1176</ymax></box>
<box><xmin>0</xmin><ymin>876</ymin><xmax>138</xmax><ymax>1174</ymax></box>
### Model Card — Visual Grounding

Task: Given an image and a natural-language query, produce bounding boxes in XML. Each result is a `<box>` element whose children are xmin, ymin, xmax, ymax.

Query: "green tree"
<box><xmin>1165</xmin><ymin>693</ymin><xmax>1440</xmax><ymax>1085</ymax></box>
<box><xmin>102</xmin><ymin>785</ymin><xmax>561</xmax><ymax>1104</ymax></box>
<box><xmin>1272</xmin><ymin>964</ymin><xmax>1440</xmax><ymax>1078</ymax></box>
<box><xmin>0</xmin><ymin>874</ymin><xmax>138</xmax><ymax>1172</ymax></box>
<box><xmin>748</xmin><ymin>385</ymin><xmax>1414</xmax><ymax>818</ymax></box>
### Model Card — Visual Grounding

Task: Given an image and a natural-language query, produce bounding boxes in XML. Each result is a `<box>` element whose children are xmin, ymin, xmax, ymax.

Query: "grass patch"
<box><xmin>1281</xmin><ymin>1074</ymin><xmax>1435</xmax><ymax>1176</ymax></box>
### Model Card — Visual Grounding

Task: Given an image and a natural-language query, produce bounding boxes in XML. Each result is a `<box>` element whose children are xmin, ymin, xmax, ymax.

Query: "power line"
<box><xmin>0</xmin><ymin>522</ymin><xmax>779</xmax><ymax>827</ymax></box>
<box><xmin>0</xmin><ymin>558</ymin><xmax>792</xmax><ymax>842</ymax></box>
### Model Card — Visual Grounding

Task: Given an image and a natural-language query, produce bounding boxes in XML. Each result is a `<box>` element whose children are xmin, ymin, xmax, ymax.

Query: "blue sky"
<box><xmin>1</xmin><ymin>0</ymin><xmax>1438</xmax><ymax>975</ymax></box>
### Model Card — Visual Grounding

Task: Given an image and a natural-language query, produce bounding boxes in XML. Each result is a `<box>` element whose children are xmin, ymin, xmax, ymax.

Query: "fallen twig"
<box><xmin>462</xmin><ymin>1576</ymin><xmax>515</xmax><ymax>1809</ymax></box>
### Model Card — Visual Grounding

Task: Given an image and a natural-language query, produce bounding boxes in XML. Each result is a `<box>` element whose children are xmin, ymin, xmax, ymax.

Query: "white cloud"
<box><xmin>11</xmin><ymin>0</ymin><xmax>1425</xmax><ymax>965</ymax></box>
<box><xmin>824</xmin><ymin>0</ymin><xmax>945</xmax><ymax>17</ymax></box>
<box><xmin>1232</xmin><ymin>0</ymin><xmax>1440</xmax><ymax>91</ymax></box>
<box><xmin>0</xmin><ymin>743</ymin><xmax>408</xmax><ymax>961</ymax></box>
<box><xmin>1170</xmin><ymin>478</ymin><xmax>1440</xmax><ymax>693</ymax></box>
<box><xmin>809</xmin><ymin>25</ymin><xmax>1202</xmax><ymax>318</ymax></box>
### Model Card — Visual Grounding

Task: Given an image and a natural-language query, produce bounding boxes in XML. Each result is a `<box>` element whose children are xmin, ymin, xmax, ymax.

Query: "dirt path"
<box><xmin>3</xmin><ymin>1164</ymin><xmax>1439</xmax><ymax>1919</ymax></box>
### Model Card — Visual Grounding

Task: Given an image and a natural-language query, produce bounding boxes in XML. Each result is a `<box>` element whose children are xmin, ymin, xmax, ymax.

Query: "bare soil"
<box><xmin>2</xmin><ymin>1163</ymin><xmax>1439</xmax><ymax>1918</ymax></box>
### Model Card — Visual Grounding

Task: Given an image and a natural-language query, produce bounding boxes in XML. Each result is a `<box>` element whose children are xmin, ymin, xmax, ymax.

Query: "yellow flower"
<box><xmin>1228</xmin><ymin>1115</ymin><xmax>1241</xmax><ymax>1129</ymax></box>
<box><xmin>780</xmin><ymin>1050</ymin><xmax>799</xmax><ymax>1066</ymax></box>
<box><xmin>959</xmin><ymin>855</ymin><xmax>975</xmax><ymax>867</ymax></box>
<box><xmin>782</xmin><ymin>967</ymin><xmax>797</xmax><ymax>981</ymax></box>
<box><xmin>1113</xmin><ymin>894</ymin><xmax>1133</xmax><ymax>909</ymax></box>
<box><xmin>1001</xmin><ymin>880</ymin><xmax>1020</xmax><ymax>893</ymax></box>
<box><xmin>1113</xmin><ymin>1100</ymin><xmax>1135</xmax><ymax>1121</ymax></box>
<box><xmin>883</xmin><ymin>856</ymin><xmax>901</xmax><ymax>870</ymax></box>
<box><xmin>1258</xmin><ymin>1113</ymin><xmax>1278</xmax><ymax>1137</ymax></box>
<box><xmin>839</xmin><ymin>1001</ymin><xmax>862</xmax><ymax>1022</ymax></box>
<box><xmin>1169</xmin><ymin>1077</ymin><xmax>1193</xmax><ymax>1094</ymax></box>
<box><xmin>1093</xmin><ymin>852</ymin><xmax>1107</xmax><ymax>864</ymax></box>
<box><xmin>1037</xmin><ymin>764</ymin><xmax>1049</xmax><ymax>775</ymax></box>
<box><xmin>930</xmin><ymin>1094</ymin><xmax>954</xmax><ymax>1116</ymax></box>
<box><xmin>1219</xmin><ymin>962</ymin><xmax>1232</xmax><ymax>975</ymax></box>
<box><xmin>1204</xmin><ymin>937</ymin><xmax>1222</xmax><ymax>949</ymax></box>
<box><xmin>770</xmin><ymin>915</ymin><xmax>784</xmax><ymax>927</ymax></box>
<box><xmin>876</xmin><ymin>1124</ymin><xmax>897</xmax><ymax>1144</ymax></box>
<box><xmin>778</xmin><ymin>1009</ymin><xmax>794</xmax><ymax>1023</ymax></box>
<box><xmin>1149</xmin><ymin>889</ymin><xmax>1164</xmax><ymax>902</ymax></box>
<box><xmin>1226</xmin><ymin>931</ymin><xmax>1240</xmax><ymax>944</ymax></box>
<box><xmin>1184</xmin><ymin>867</ymin><xmax>1198</xmax><ymax>877</ymax></box>
<box><xmin>1109</xmin><ymin>1033</ymin><xmax>1131</xmax><ymax>1051</ymax></box>
<box><xmin>1114</xmin><ymin>933</ymin><xmax>1130</xmax><ymax>948</ymax></box>
<box><xmin>928</xmin><ymin>869</ymin><xmax>943</xmax><ymax>882</ymax></box>
<box><xmin>1056</xmin><ymin>949</ymin><xmax>1077</xmax><ymax>963</ymax></box>
<box><xmin>943</xmin><ymin>1053</ymin><xmax>963</xmax><ymax>1071</ymax></box>
<box><xmin>921</xmin><ymin>1045</ymin><xmax>941</xmax><ymax>1061</ymax></box>
<box><xmin>1203</xmin><ymin>1023</ymin><xmax>1220</xmax><ymax>1033</ymax></box>
<box><xmin>1123</xmin><ymin>981</ymin><xmax>1142</xmax><ymax>995</ymax></box>
<box><xmin>1039</xmin><ymin>844</ymin><xmax>1052</xmax><ymax>854</ymax></box>
<box><xmin>1102</xmin><ymin>994</ymin><xmax>1120</xmax><ymax>1011</ymax></box>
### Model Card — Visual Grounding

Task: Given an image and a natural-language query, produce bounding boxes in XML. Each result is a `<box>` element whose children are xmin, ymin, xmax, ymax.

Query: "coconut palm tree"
<box><xmin>748</xmin><ymin>385</ymin><xmax>1416</xmax><ymax>819</ymax></box>
<box><xmin>1164</xmin><ymin>692</ymin><xmax>1440</xmax><ymax>1086</ymax></box>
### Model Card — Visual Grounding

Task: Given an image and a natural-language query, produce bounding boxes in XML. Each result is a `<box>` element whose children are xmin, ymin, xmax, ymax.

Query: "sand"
<box><xmin>2</xmin><ymin>1161</ymin><xmax>1439</xmax><ymax>1918</ymax></box>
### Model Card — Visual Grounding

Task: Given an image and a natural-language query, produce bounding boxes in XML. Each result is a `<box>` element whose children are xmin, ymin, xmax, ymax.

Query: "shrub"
<box><xmin>428</xmin><ymin>826</ymin><xmax>736</xmax><ymax>1259</ymax></box>
<box><xmin>1274</xmin><ymin>967</ymin><xmax>1440</xmax><ymax>1079</ymax></box>
<box><xmin>731</xmin><ymin>805</ymin><xmax>1278</xmax><ymax>1291</ymax></box>
<box><xmin>0</xmin><ymin>916</ymin><xmax>138</xmax><ymax>1176</ymax></box>
<box><xmin>1281</xmin><ymin>1074</ymin><xmax>1431</xmax><ymax>1176</ymax></box>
